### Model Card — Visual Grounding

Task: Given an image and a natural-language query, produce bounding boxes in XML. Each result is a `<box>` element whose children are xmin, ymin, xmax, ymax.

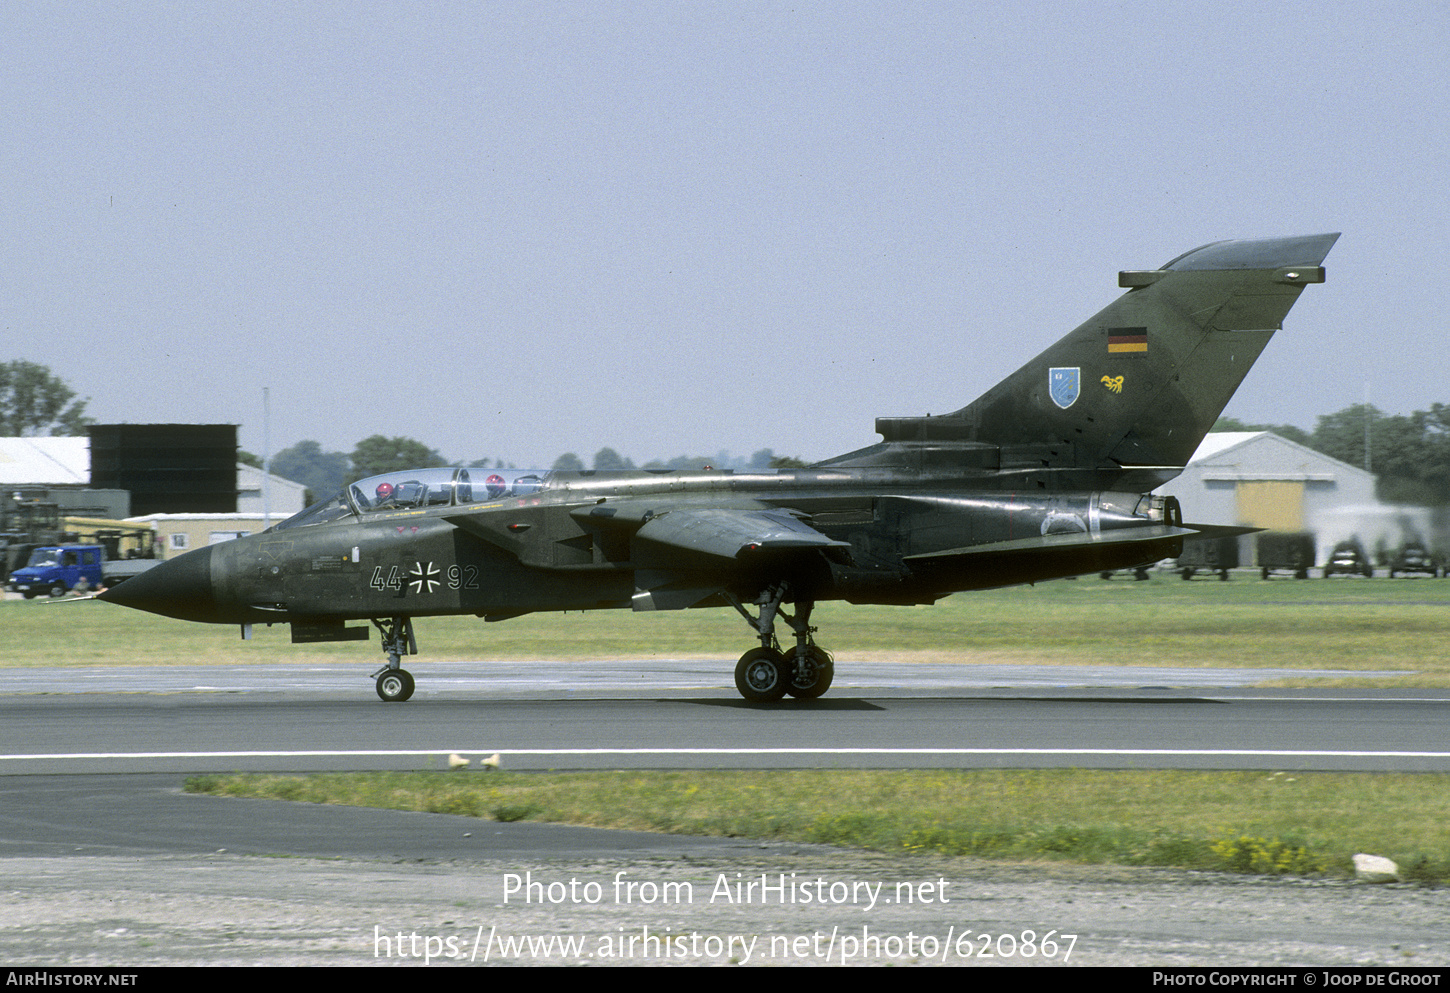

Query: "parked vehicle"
<box><xmin>6</xmin><ymin>544</ymin><xmax>159</xmax><ymax>598</ymax></box>
<box><xmin>1323</xmin><ymin>538</ymin><xmax>1374</xmax><ymax>578</ymax></box>
<box><xmin>1256</xmin><ymin>531</ymin><xmax>1316</xmax><ymax>580</ymax></box>
<box><xmin>1</xmin><ymin>499</ymin><xmax>64</xmax><ymax>586</ymax></box>
<box><xmin>1098</xmin><ymin>561</ymin><xmax>1155</xmax><ymax>580</ymax></box>
<box><xmin>1388</xmin><ymin>541</ymin><xmax>1441</xmax><ymax>578</ymax></box>
<box><xmin>1177</xmin><ymin>535</ymin><xmax>1239</xmax><ymax>581</ymax></box>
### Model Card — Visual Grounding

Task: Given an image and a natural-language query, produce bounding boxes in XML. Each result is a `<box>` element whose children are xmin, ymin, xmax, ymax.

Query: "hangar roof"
<box><xmin>1184</xmin><ymin>431</ymin><xmax>1372</xmax><ymax>483</ymax></box>
<box><xmin>1185</xmin><ymin>432</ymin><xmax>1268</xmax><ymax>464</ymax></box>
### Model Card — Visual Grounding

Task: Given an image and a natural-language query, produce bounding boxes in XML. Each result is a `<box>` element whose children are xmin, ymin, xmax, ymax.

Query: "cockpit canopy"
<box><xmin>271</xmin><ymin>467</ymin><xmax>550</xmax><ymax>531</ymax></box>
<box><xmin>349</xmin><ymin>467</ymin><xmax>547</xmax><ymax>511</ymax></box>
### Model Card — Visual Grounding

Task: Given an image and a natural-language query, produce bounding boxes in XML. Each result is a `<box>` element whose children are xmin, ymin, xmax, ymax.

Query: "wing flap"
<box><xmin>628</xmin><ymin>507</ymin><xmax>849</xmax><ymax>612</ymax></box>
<box><xmin>634</xmin><ymin>508</ymin><xmax>850</xmax><ymax>561</ymax></box>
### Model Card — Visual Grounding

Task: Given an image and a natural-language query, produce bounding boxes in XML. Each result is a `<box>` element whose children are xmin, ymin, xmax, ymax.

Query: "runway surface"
<box><xmin>4</xmin><ymin>661</ymin><xmax>1448</xmax><ymax>966</ymax></box>
<box><xmin>1</xmin><ymin>659</ymin><xmax>1445</xmax><ymax>774</ymax></box>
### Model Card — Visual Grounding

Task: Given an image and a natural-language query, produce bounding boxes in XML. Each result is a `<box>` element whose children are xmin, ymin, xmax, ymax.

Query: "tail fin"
<box><xmin>828</xmin><ymin>234</ymin><xmax>1338</xmax><ymax>483</ymax></box>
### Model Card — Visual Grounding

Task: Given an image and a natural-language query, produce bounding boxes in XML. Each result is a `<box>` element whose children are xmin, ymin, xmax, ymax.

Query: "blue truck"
<box><xmin>7</xmin><ymin>544</ymin><xmax>158</xmax><ymax>598</ymax></box>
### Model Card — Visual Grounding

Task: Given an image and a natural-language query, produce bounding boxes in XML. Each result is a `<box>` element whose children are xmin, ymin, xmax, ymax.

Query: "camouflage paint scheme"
<box><xmin>101</xmin><ymin>234</ymin><xmax>1339</xmax><ymax>702</ymax></box>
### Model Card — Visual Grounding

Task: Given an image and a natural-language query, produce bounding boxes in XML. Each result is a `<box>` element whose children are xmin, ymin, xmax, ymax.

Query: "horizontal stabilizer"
<box><xmin>903</xmin><ymin>524</ymin><xmax>1197</xmax><ymax>588</ymax></box>
<box><xmin>1180</xmin><ymin>523</ymin><xmax>1264</xmax><ymax>541</ymax></box>
<box><xmin>905</xmin><ymin>525</ymin><xmax>1198</xmax><ymax>563</ymax></box>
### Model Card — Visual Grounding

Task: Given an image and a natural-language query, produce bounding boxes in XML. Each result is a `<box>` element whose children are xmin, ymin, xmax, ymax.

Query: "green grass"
<box><xmin>7</xmin><ymin>576</ymin><xmax>1450</xmax><ymax>683</ymax></box>
<box><xmin>184</xmin><ymin>768</ymin><xmax>1450</xmax><ymax>885</ymax></box>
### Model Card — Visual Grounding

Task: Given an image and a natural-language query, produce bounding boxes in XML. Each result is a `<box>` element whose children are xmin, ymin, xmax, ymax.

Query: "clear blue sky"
<box><xmin>4</xmin><ymin>2</ymin><xmax>1445</xmax><ymax>468</ymax></box>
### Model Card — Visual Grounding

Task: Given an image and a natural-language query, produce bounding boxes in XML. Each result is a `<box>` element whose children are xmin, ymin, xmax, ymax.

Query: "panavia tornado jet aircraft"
<box><xmin>100</xmin><ymin>233</ymin><xmax>1339</xmax><ymax>702</ymax></box>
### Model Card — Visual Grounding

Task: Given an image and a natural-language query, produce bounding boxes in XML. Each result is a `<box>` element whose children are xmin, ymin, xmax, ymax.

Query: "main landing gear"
<box><xmin>726</xmin><ymin>584</ymin><xmax>834</xmax><ymax>703</ymax></box>
<box><xmin>371</xmin><ymin>616</ymin><xmax>417</xmax><ymax>702</ymax></box>
<box><xmin>365</xmin><ymin>596</ymin><xmax>835</xmax><ymax>704</ymax></box>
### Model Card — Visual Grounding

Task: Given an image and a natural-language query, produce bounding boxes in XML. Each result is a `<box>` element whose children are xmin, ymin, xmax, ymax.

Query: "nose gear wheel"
<box><xmin>375</xmin><ymin>668</ymin><xmax>415</xmax><ymax>702</ymax></box>
<box><xmin>369</xmin><ymin>616</ymin><xmax>418</xmax><ymax>702</ymax></box>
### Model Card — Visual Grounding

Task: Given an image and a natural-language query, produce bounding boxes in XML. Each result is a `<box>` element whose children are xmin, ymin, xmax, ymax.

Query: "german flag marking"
<box><xmin>1108</xmin><ymin>327</ymin><xmax>1148</xmax><ymax>355</ymax></box>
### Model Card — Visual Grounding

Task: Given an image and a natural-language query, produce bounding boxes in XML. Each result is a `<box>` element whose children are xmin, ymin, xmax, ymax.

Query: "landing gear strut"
<box><xmin>370</xmin><ymin>616</ymin><xmax>417</xmax><ymax>702</ymax></box>
<box><xmin>727</xmin><ymin>584</ymin><xmax>834</xmax><ymax>702</ymax></box>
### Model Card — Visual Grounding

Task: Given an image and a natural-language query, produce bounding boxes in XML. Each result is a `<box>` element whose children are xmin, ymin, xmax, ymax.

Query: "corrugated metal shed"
<box><xmin>1159</xmin><ymin>431</ymin><xmax>1379</xmax><ymax>565</ymax></box>
<box><xmin>237</xmin><ymin>462</ymin><xmax>308</xmax><ymax>517</ymax></box>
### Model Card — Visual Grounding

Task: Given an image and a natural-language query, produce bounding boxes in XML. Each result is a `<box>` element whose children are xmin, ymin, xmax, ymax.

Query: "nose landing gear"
<box><xmin>370</xmin><ymin>616</ymin><xmax>417</xmax><ymax>702</ymax></box>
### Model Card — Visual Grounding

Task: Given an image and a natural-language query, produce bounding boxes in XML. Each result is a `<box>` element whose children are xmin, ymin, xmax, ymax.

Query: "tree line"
<box><xmin>270</xmin><ymin>439</ymin><xmax>806</xmax><ymax>504</ymax></box>
<box><xmin>0</xmin><ymin>361</ymin><xmax>92</xmax><ymax>436</ymax></box>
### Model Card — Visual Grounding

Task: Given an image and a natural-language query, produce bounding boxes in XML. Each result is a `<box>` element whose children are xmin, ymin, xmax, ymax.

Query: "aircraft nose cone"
<box><xmin>98</xmin><ymin>545</ymin><xmax>223</xmax><ymax>623</ymax></box>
